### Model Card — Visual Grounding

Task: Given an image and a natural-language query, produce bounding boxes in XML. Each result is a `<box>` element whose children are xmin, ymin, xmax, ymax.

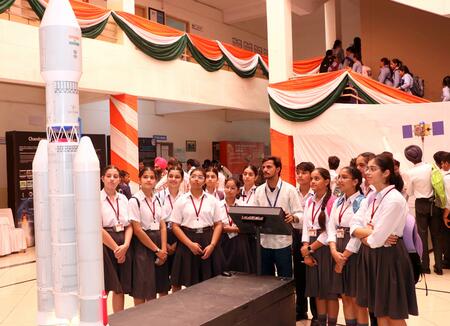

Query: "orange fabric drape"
<box><xmin>269</xmin><ymin>70</ymin><xmax>346</xmax><ymax>91</ymax></box>
<box><xmin>187</xmin><ymin>33</ymin><xmax>222</xmax><ymax>59</ymax></box>
<box><xmin>220</xmin><ymin>42</ymin><xmax>258</xmax><ymax>60</ymax></box>
<box><xmin>270</xmin><ymin>129</ymin><xmax>296</xmax><ymax>186</ymax></box>
<box><xmin>114</xmin><ymin>11</ymin><xmax>184</xmax><ymax>37</ymax></box>
<box><xmin>293</xmin><ymin>56</ymin><xmax>323</xmax><ymax>74</ymax></box>
<box><xmin>349</xmin><ymin>71</ymin><xmax>430</xmax><ymax>103</ymax></box>
<box><xmin>69</xmin><ymin>0</ymin><xmax>110</xmax><ymax>19</ymax></box>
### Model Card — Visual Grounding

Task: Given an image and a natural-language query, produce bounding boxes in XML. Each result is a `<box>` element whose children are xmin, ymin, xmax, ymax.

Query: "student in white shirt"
<box><xmin>204</xmin><ymin>167</ymin><xmax>225</xmax><ymax>200</ymax></box>
<box><xmin>301</xmin><ymin>168</ymin><xmax>338</xmax><ymax>326</ymax></box>
<box><xmin>170</xmin><ymin>168</ymin><xmax>224</xmax><ymax>287</ymax></box>
<box><xmin>327</xmin><ymin>166</ymin><xmax>367</xmax><ymax>326</ymax></box>
<box><xmin>100</xmin><ymin>165</ymin><xmax>133</xmax><ymax>313</ymax></box>
<box><xmin>441</xmin><ymin>76</ymin><xmax>450</xmax><ymax>101</ymax></box>
<box><xmin>294</xmin><ymin>162</ymin><xmax>317</xmax><ymax>321</ymax></box>
<box><xmin>403</xmin><ymin>145</ymin><xmax>442</xmax><ymax>274</ymax></box>
<box><xmin>397</xmin><ymin>65</ymin><xmax>414</xmax><ymax>94</ymax></box>
<box><xmin>240</xmin><ymin>165</ymin><xmax>258</xmax><ymax>206</ymax></box>
<box><xmin>355</xmin><ymin>152</ymin><xmax>376</xmax><ymax>196</ymax></box>
<box><xmin>159</xmin><ymin>166</ymin><xmax>185</xmax><ymax>291</ymax></box>
<box><xmin>220</xmin><ymin>177</ymin><xmax>255</xmax><ymax>273</ymax></box>
<box><xmin>253</xmin><ymin>156</ymin><xmax>302</xmax><ymax>278</ymax></box>
<box><xmin>351</xmin><ymin>153</ymin><xmax>418</xmax><ymax>323</ymax></box>
<box><xmin>129</xmin><ymin>167</ymin><xmax>169</xmax><ymax>304</ymax></box>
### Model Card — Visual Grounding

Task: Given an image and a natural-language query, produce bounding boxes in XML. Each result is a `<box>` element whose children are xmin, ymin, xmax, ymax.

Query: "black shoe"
<box><xmin>296</xmin><ymin>313</ymin><xmax>308</xmax><ymax>321</ymax></box>
<box><xmin>422</xmin><ymin>267</ymin><xmax>431</xmax><ymax>274</ymax></box>
<box><xmin>434</xmin><ymin>266</ymin><xmax>443</xmax><ymax>275</ymax></box>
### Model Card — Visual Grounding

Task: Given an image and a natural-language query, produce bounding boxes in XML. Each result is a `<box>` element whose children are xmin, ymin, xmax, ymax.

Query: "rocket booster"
<box><xmin>36</xmin><ymin>1</ymin><xmax>104</xmax><ymax>325</ymax></box>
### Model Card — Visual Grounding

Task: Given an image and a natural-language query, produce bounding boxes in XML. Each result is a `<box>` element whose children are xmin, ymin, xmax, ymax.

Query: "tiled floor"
<box><xmin>0</xmin><ymin>249</ymin><xmax>449</xmax><ymax>325</ymax></box>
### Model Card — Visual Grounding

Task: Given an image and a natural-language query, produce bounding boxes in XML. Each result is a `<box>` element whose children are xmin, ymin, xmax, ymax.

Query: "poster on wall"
<box><xmin>6</xmin><ymin>131</ymin><xmax>107</xmax><ymax>247</ymax></box>
<box><xmin>219</xmin><ymin>141</ymin><xmax>265</xmax><ymax>175</ymax></box>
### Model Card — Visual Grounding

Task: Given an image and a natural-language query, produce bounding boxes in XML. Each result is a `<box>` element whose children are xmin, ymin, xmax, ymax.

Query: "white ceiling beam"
<box><xmin>154</xmin><ymin>101</ymin><xmax>224</xmax><ymax>116</ymax></box>
<box><xmin>391</xmin><ymin>0</ymin><xmax>450</xmax><ymax>17</ymax></box>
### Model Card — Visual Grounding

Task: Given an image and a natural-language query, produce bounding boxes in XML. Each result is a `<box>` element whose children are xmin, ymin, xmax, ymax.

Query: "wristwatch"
<box><xmin>307</xmin><ymin>245</ymin><xmax>314</xmax><ymax>254</ymax></box>
<box><xmin>154</xmin><ymin>248</ymin><xmax>160</xmax><ymax>254</ymax></box>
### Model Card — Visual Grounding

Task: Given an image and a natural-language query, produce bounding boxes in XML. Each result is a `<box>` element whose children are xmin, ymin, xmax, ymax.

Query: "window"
<box><xmin>166</xmin><ymin>15</ymin><xmax>189</xmax><ymax>33</ymax></box>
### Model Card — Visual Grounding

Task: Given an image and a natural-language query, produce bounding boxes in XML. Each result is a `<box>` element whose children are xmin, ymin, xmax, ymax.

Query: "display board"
<box><xmin>6</xmin><ymin>131</ymin><xmax>107</xmax><ymax>246</ymax></box>
<box><xmin>219</xmin><ymin>141</ymin><xmax>265</xmax><ymax>174</ymax></box>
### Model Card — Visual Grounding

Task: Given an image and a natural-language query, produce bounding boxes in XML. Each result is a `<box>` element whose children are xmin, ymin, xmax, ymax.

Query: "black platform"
<box><xmin>109</xmin><ymin>273</ymin><xmax>295</xmax><ymax>326</ymax></box>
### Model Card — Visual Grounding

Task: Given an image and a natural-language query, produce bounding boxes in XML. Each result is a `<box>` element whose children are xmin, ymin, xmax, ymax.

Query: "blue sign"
<box><xmin>153</xmin><ymin>135</ymin><xmax>167</xmax><ymax>141</ymax></box>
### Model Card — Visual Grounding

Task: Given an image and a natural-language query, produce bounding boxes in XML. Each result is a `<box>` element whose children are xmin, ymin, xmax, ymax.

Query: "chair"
<box><xmin>0</xmin><ymin>208</ymin><xmax>27</xmax><ymax>255</ymax></box>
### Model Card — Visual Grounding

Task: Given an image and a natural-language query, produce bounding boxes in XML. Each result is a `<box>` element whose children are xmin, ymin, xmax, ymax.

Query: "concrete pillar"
<box><xmin>266</xmin><ymin>0</ymin><xmax>295</xmax><ymax>185</ymax></box>
<box><xmin>324</xmin><ymin>0</ymin><xmax>337</xmax><ymax>50</ymax></box>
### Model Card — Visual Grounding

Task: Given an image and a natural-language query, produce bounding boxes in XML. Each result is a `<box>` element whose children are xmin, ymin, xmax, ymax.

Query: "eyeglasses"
<box><xmin>365</xmin><ymin>166</ymin><xmax>379</xmax><ymax>173</ymax></box>
<box><xmin>190</xmin><ymin>175</ymin><xmax>205</xmax><ymax>180</ymax></box>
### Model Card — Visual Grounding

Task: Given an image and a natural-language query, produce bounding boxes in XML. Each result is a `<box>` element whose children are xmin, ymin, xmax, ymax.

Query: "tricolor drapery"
<box><xmin>4</xmin><ymin>0</ymin><xmax>320</xmax><ymax>78</ymax></box>
<box><xmin>27</xmin><ymin>0</ymin><xmax>111</xmax><ymax>38</ymax></box>
<box><xmin>268</xmin><ymin>70</ymin><xmax>430</xmax><ymax>122</ymax></box>
<box><xmin>0</xmin><ymin>0</ymin><xmax>14</xmax><ymax>13</ymax></box>
<box><xmin>109</xmin><ymin>94</ymin><xmax>139</xmax><ymax>192</ymax></box>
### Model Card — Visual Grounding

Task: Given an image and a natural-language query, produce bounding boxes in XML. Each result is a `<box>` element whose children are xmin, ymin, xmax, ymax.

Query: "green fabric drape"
<box><xmin>27</xmin><ymin>0</ymin><xmax>109</xmax><ymax>38</ymax></box>
<box><xmin>186</xmin><ymin>38</ymin><xmax>225</xmax><ymax>72</ymax></box>
<box><xmin>269</xmin><ymin>75</ymin><xmax>350</xmax><ymax>122</ymax></box>
<box><xmin>223</xmin><ymin>56</ymin><xmax>258</xmax><ymax>78</ymax></box>
<box><xmin>112</xmin><ymin>12</ymin><xmax>187</xmax><ymax>61</ymax></box>
<box><xmin>0</xmin><ymin>0</ymin><xmax>15</xmax><ymax>14</ymax></box>
<box><xmin>348</xmin><ymin>79</ymin><xmax>379</xmax><ymax>104</ymax></box>
<box><xmin>27</xmin><ymin>0</ymin><xmax>44</xmax><ymax>19</ymax></box>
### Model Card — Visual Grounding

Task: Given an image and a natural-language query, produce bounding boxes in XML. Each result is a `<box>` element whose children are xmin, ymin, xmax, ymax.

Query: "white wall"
<box><xmin>137</xmin><ymin>0</ymin><xmax>268</xmax><ymax>51</ymax></box>
<box><xmin>80</xmin><ymin>99</ymin><xmax>270</xmax><ymax>161</ymax></box>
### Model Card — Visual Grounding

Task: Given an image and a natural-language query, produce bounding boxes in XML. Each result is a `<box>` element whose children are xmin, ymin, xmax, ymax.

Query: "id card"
<box><xmin>336</xmin><ymin>228</ymin><xmax>345</xmax><ymax>239</ymax></box>
<box><xmin>149</xmin><ymin>222</ymin><xmax>160</xmax><ymax>231</ymax></box>
<box><xmin>308</xmin><ymin>228</ymin><xmax>317</xmax><ymax>237</ymax></box>
<box><xmin>227</xmin><ymin>232</ymin><xmax>238</xmax><ymax>239</ymax></box>
<box><xmin>114</xmin><ymin>223</ymin><xmax>124</xmax><ymax>232</ymax></box>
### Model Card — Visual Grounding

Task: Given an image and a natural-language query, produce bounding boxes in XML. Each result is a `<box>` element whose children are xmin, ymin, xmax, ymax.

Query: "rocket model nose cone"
<box><xmin>32</xmin><ymin>139</ymin><xmax>49</xmax><ymax>172</ymax></box>
<box><xmin>40</xmin><ymin>0</ymin><xmax>79</xmax><ymax>29</ymax></box>
<box><xmin>73</xmin><ymin>137</ymin><xmax>100</xmax><ymax>172</ymax></box>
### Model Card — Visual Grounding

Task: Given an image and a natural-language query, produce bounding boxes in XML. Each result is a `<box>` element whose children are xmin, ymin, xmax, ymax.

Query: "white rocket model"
<box><xmin>33</xmin><ymin>0</ymin><xmax>104</xmax><ymax>325</ymax></box>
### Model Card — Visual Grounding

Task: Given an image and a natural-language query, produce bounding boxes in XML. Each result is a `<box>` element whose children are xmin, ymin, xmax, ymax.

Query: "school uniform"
<box><xmin>169</xmin><ymin>192</ymin><xmax>225</xmax><ymax>287</ymax></box>
<box><xmin>302</xmin><ymin>194</ymin><xmax>337</xmax><ymax>300</ymax></box>
<box><xmin>240</xmin><ymin>185</ymin><xmax>257</xmax><ymax>206</ymax></box>
<box><xmin>220</xmin><ymin>199</ymin><xmax>255</xmax><ymax>273</ymax></box>
<box><xmin>294</xmin><ymin>189</ymin><xmax>317</xmax><ymax>319</ymax></box>
<box><xmin>129</xmin><ymin>190</ymin><xmax>170</xmax><ymax>299</ymax></box>
<box><xmin>350</xmin><ymin>185</ymin><xmax>418</xmax><ymax>319</ymax></box>
<box><xmin>159</xmin><ymin>189</ymin><xmax>183</xmax><ymax>273</ymax></box>
<box><xmin>254</xmin><ymin>178</ymin><xmax>302</xmax><ymax>278</ymax></box>
<box><xmin>327</xmin><ymin>192</ymin><xmax>364</xmax><ymax>297</ymax></box>
<box><xmin>101</xmin><ymin>190</ymin><xmax>132</xmax><ymax>294</ymax></box>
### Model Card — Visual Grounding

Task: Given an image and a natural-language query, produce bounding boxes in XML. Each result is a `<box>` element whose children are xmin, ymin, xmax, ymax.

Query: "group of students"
<box><xmin>100</xmin><ymin>152</ymin><xmax>421</xmax><ymax>326</ymax></box>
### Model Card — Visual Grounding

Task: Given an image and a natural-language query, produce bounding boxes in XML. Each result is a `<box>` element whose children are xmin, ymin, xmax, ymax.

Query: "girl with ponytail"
<box><xmin>351</xmin><ymin>153</ymin><xmax>418</xmax><ymax>324</ymax></box>
<box><xmin>301</xmin><ymin>168</ymin><xmax>338</xmax><ymax>326</ymax></box>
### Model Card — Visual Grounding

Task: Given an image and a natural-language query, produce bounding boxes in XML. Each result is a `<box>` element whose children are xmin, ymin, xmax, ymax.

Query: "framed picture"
<box><xmin>148</xmin><ymin>8</ymin><xmax>165</xmax><ymax>24</ymax></box>
<box><xmin>232</xmin><ymin>37</ymin><xmax>242</xmax><ymax>48</ymax></box>
<box><xmin>186</xmin><ymin>140</ymin><xmax>196</xmax><ymax>152</ymax></box>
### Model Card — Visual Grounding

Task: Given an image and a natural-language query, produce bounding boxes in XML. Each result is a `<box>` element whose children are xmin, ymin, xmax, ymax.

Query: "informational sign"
<box><xmin>138</xmin><ymin>137</ymin><xmax>157</xmax><ymax>166</ymax></box>
<box><xmin>219</xmin><ymin>141</ymin><xmax>265</xmax><ymax>174</ymax></box>
<box><xmin>6</xmin><ymin>131</ymin><xmax>107</xmax><ymax>247</ymax></box>
<box><xmin>153</xmin><ymin>134</ymin><xmax>168</xmax><ymax>141</ymax></box>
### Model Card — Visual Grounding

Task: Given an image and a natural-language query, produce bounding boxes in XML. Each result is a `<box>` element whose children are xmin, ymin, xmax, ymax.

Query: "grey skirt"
<box><xmin>132</xmin><ymin>230</ymin><xmax>170</xmax><ymax>300</ymax></box>
<box><xmin>330</xmin><ymin>228</ymin><xmax>358</xmax><ymax>297</ymax></box>
<box><xmin>103</xmin><ymin>229</ymin><xmax>132</xmax><ymax>294</ymax></box>
<box><xmin>356</xmin><ymin>239</ymin><xmax>418</xmax><ymax>319</ymax></box>
<box><xmin>304</xmin><ymin>234</ymin><xmax>338</xmax><ymax>300</ymax></box>
<box><xmin>171</xmin><ymin>227</ymin><xmax>225</xmax><ymax>287</ymax></box>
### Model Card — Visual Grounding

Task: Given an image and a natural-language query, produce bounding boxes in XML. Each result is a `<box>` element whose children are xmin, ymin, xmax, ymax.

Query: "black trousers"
<box><xmin>292</xmin><ymin>229</ymin><xmax>317</xmax><ymax>319</ymax></box>
<box><xmin>415</xmin><ymin>198</ymin><xmax>443</xmax><ymax>270</ymax></box>
<box><xmin>442</xmin><ymin>215</ymin><xmax>450</xmax><ymax>267</ymax></box>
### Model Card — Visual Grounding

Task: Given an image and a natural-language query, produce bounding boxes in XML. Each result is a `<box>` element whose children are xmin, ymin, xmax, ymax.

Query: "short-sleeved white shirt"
<box><xmin>170</xmin><ymin>191</ymin><xmax>222</xmax><ymax>228</ymax></box>
<box><xmin>101</xmin><ymin>190</ymin><xmax>130</xmax><ymax>228</ymax></box>
<box><xmin>128</xmin><ymin>190</ymin><xmax>164</xmax><ymax>230</ymax></box>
